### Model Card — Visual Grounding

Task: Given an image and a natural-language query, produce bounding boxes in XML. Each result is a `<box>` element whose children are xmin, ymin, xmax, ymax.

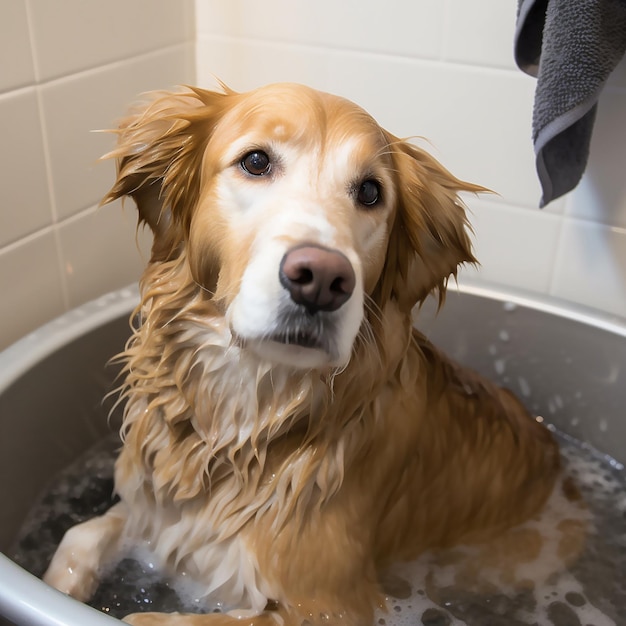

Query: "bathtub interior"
<box><xmin>0</xmin><ymin>286</ymin><xmax>624</xmax><ymax>625</ymax></box>
<box><xmin>0</xmin><ymin>315</ymin><xmax>131</xmax><ymax>557</ymax></box>
<box><xmin>418</xmin><ymin>288</ymin><xmax>626</xmax><ymax>465</ymax></box>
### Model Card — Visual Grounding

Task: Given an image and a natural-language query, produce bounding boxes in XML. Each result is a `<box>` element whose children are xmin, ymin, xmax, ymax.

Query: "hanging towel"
<box><xmin>515</xmin><ymin>0</ymin><xmax>626</xmax><ymax>207</ymax></box>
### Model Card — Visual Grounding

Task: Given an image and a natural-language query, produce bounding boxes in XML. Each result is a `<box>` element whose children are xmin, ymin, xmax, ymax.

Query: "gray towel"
<box><xmin>515</xmin><ymin>0</ymin><xmax>626</xmax><ymax>207</ymax></box>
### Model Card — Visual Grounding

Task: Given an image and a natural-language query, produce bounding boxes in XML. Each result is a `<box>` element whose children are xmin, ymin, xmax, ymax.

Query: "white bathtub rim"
<box><xmin>0</xmin><ymin>553</ymin><xmax>119</xmax><ymax>626</ymax></box>
<box><xmin>0</xmin><ymin>285</ymin><xmax>139</xmax><ymax>393</ymax></box>
<box><xmin>454</xmin><ymin>279</ymin><xmax>626</xmax><ymax>338</ymax></box>
<box><xmin>1</xmin><ymin>282</ymin><xmax>625</xmax><ymax>398</ymax></box>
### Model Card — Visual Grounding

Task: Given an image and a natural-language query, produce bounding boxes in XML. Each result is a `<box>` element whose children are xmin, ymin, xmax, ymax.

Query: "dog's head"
<box><xmin>104</xmin><ymin>83</ymin><xmax>481</xmax><ymax>370</ymax></box>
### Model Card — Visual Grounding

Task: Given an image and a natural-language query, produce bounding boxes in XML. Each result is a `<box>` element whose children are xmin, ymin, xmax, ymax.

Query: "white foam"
<box><xmin>12</xmin><ymin>430</ymin><xmax>626</xmax><ymax>625</ymax></box>
<box><xmin>371</xmin><ymin>435</ymin><xmax>623</xmax><ymax>626</ymax></box>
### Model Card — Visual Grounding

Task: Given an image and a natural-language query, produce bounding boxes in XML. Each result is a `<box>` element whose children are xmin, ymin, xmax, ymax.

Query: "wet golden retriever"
<box><xmin>44</xmin><ymin>82</ymin><xmax>560</xmax><ymax>625</ymax></box>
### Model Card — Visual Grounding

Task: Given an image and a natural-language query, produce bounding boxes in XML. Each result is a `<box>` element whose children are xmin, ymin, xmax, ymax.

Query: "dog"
<box><xmin>43</xmin><ymin>82</ymin><xmax>560</xmax><ymax>625</ymax></box>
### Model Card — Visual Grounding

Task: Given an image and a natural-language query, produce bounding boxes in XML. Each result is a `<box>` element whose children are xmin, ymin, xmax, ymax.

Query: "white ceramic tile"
<box><xmin>606</xmin><ymin>52</ymin><xmax>626</xmax><ymax>89</ymax></box>
<box><xmin>324</xmin><ymin>51</ymin><xmax>543</xmax><ymax>209</ymax></box>
<box><xmin>196</xmin><ymin>36</ymin><xmax>331</xmax><ymax>92</ymax></box>
<box><xmin>0</xmin><ymin>0</ymin><xmax>36</xmax><ymax>92</ymax></box>
<box><xmin>195</xmin><ymin>0</ymin><xmax>444</xmax><ymax>60</ymax></box>
<box><xmin>0</xmin><ymin>230</ymin><xmax>65</xmax><ymax>350</ymax></box>
<box><xmin>57</xmin><ymin>201</ymin><xmax>152</xmax><ymax>308</ymax></box>
<box><xmin>551</xmin><ymin>219</ymin><xmax>626</xmax><ymax>318</ymax></box>
<box><xmin>29</xmin><ymin>0</ymin><xmax>194</xmax><ymax>81</ymax></box>
<box><xmin>457</xmin><ymin>199</ymin><xmax>561</xmax><ymax>293</ymax></box>
<box><xmin>0</xmin><ymin>88</ymin><xmax>52</xmax><ymax>247</ymax></box>
<box><xmin>444</xmin><ymin>0</ymin><xmax>519</xmax><ymax>70</ymax></box>
<box><xmin>40</xmin><ymin>44</ymin><xmax>194</xmax><ymax>221</ymax></box>
<box><xmin>566</xmin><ymin>90</ymin><xmax>626</xmax><ymax>229</ymax></box>
<box><xmin>197</xmin><ymin>34</ymin><xmax>557</xmax><ymax>212</ymax></box>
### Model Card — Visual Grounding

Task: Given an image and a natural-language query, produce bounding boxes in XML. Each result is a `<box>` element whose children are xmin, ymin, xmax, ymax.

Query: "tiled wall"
<box><xmin>2</xmin><ymin>1</ymin><xmax>625</xmax><ymax>351</ymax></box>
<box><xmin>195</xmin><ymin>0</ymin><xmax>626</xmax><ymax>320</ymax></box>
<box><xmin>0</xmin><ymin>0</ymin><xmax>195</xmax><ymax>350</ymax></box>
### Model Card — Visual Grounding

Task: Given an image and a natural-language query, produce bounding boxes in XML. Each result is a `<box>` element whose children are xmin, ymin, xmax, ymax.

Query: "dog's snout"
<box><xmin>279</xmin><ymin>245</ymin><xmax>356</xmax><ymax>314</ymax></box>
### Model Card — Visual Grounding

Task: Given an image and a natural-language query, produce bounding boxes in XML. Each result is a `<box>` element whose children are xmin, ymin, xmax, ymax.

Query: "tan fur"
<box><xmin>44</xmin><ymin>83</ymin><xmax>560</xmax><ymax>626</ymax></box>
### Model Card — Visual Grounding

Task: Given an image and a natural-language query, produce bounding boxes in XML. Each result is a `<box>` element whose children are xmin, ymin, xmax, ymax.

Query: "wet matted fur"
<box><xmin>44</xmin><ymin>83</ymin><xmax>560</xmax><ymax>625</ymax></box>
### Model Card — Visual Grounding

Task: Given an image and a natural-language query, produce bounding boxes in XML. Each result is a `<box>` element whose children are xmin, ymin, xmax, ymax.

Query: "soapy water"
<box><xmin>9</xmin><ymin>429</ymin><xmax>626</xmax><ymax>625</ymax></box>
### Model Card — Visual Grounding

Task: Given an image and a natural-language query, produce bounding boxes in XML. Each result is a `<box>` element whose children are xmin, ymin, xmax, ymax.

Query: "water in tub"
<box><xmin>9</xmin><ymin>427</ymin><xmax>626</xmax><ymax>625</ymax></box>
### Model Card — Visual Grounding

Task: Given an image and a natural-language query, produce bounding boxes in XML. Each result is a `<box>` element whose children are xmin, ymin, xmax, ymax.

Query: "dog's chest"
<box><xmin>114</xmin><ymin>324</ymin><xmax>326</xmax><ymax>609</ymax></box>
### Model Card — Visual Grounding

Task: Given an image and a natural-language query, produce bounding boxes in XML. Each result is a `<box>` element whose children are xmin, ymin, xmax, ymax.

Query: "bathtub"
<box><xmin>0</xmin><ymin>284</ymin><xmax>624</xmax><ymax>625</ymax></box>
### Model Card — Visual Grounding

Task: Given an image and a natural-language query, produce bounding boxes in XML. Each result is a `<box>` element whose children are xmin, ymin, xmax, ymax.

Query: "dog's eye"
<box><xmin>357</xmin><ymin>180</ymin><xmax>381</xmax><ymax>207</ymax></box>
<box><xmin>241</xmin><ymin>151</ymin><xmax>271</xmax><ymax>176</ymax></box>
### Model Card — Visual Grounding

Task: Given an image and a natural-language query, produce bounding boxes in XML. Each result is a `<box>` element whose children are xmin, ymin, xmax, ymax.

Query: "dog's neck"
<box><xmin>116</xmin><ymin>253</ymin><xmax>412</xmax><ymax>514</ymax></box>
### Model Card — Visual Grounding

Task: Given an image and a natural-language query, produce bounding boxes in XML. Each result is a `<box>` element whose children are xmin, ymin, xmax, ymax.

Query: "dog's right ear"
<box><xmin>101</xmin><ymin>86</ymin><xmax>232</xmax><ymax>262</ymax></box>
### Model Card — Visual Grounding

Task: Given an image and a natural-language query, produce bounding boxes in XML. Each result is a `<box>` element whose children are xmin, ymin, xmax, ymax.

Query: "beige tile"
<box><xmin>196</xmin><ymin>37</ymin><xmax>331</xmax><ymax>93</ymax></box>
<box><xmin>196</xmin><ymin>0</ymin><xmax>444</xmax><ymax>60</ymax></box>
<box><xmin>444</xmin><ymin>0</ymin><xmax>518</xmax><ymax>69</ymax></box>
<box><xmin>0</xmin><ymin>0</ymin><xmax>36</xmax><ymax>92</ymax></box>
<box><xmin>0</xmin><ymin>230</ymin><xmax>65</xmax><ymax>350</ymax></box>
<box><xmin>325</xmin><ymin>52</ymin><xmax>544</xmax><ymax>209</ymax></box>
<box><xmin>0</xmin><ymin>88</ymin><xmax>53</xmax><ymax>247</ymax></box>
<box><xmin>57</xmin><ymin>201</ymin><xmax>152</xmax><ymax>308</ymax></box>
<box><xmin>551</xmin><ymin>219</ymin><xmax>626</xmax><ymax>318</ymax></box>
<box><xmin>29</xmin><ymin>0</ymin><xmax>194</xmax><ymax>81</ymax></box>
<box><xmin>566</xmin><ymin>90</ymin><xmax>626</xmax><ymax>229</ymax></box>
<box><xmin>40</xmin><ymin>44</ymin><xmax>194</xmax><ymax>221</ymax></box>
<box><xmin>458</xmin><ymin>199</ymin><xmax>562</xmax><ymax>293</ymax></box>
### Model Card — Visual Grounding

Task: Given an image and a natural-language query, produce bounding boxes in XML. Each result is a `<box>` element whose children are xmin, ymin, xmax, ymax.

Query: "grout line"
<box><xmin>440</xmin><ymin>0</ymin><xmax>451</xmax><ymax>63</ymax></box>
<box><xmin>0</xmin><ymin>205</ymin><xmax>103</xmax><ymax>254</ymax></box>
<box><xmin>0</xmin><ymin>83</ymin><xmax>37</xmax><ymax>100</ymax></box>
<box><xmin>23</xmin><ymin>0</ymin><xmax>41</xmax><ymax>83</ymax></box>
<box><xmin>542</xmin><ymin>202</ymin><xmax>626</xmax><ymax>297</ymax></box>
<box><xmin>547</xmin><ymin>214</ymin><xmax>567</xmax><ymax>296</ymax></box>
<box><xmin>186</xmin><ymin>0</ymin><xmax>198</xmax><ymax>41</ymax></box>
<box><xmin>0</xmin><ymin>204</ymin><xmax>96</xmax><ymax>312</ymax></box>
<box><xmin>0</xmin><ymin>42</ymin><xmax>193</xmax><ymax>97</ymax></box>
<box><xmin>0</xmin><ymin>224</ymin><xmax>55</xmax><ymax>255</ymax></box>
<box><xmin>28</xmin><ymin>0</ymin><xmax>70</xmax><ymax>310</ymax></box>
<box><xmin>34</xmin><ymin>86</ymin><xmax>58</xmax><ymax>224</ymax></box>
<box><xmin>31</xmin><ymin>41</ymin><xmax>194</xmax><ymax>89</ymax></box>
<box><xmin>196</xmin><ymin>32</ymin><xmax>523</xmax><ymax>77</ymax></box>
<box><xmin>0</xmin><ymin>205</ymin><xmax>110</xmax><ymax>257</ymax></box>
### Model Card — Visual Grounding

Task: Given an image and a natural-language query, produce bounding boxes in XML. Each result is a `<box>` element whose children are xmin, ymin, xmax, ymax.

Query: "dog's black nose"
<box><xmin>279</xmin><ymin>245</ymin><xmax>356</xmax><ymax>314</ymax></box>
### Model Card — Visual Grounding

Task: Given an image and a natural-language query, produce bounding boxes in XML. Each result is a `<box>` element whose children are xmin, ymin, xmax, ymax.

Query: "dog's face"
<box><xmin>189</xmin><ymin>85</ymin><xmax>396</xmax><ymax>368</ymax></box>
<box><xmin>105</xmin><ymin>83</ymin><xmax>480</xmax><ymax>370</ymax></box>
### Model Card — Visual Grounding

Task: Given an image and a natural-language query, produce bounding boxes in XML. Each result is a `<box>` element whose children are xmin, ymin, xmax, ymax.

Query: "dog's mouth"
<box><xmin>236</xmin><ymin>310</ymin><xmax>340</xmax><ymax>368</ymax></box>
<box><xmin>267</xmin><ymin>329</ymin><xmax>323</xmax><ymax>350</ymax></box>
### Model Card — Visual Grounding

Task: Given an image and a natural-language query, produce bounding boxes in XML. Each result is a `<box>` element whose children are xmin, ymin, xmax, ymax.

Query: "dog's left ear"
<box><xmin>375</xmin><ymin>133</ymin><xmax>486</xmax><ymax>312</ymax></box>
